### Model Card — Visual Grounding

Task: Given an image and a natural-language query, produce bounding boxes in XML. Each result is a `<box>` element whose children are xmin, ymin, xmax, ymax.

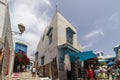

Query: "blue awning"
<box><xmin>107</xmin><ymin>61</ymin><xmax>116</xmax><ymax>66</ymax></box>
<box><xmin>67</xmin><ymin>51</ymin><xmax>79</xmax><ymax>62</ymax></box>
<box><xmin>79</xmin><ymin>51</ymin><xmax>97</xmax><ymax>61</ymax></box>
<box><xmin>67</xmin><ymin>51</ymin><xmax>96</xmax><ymax>62</ymax></box>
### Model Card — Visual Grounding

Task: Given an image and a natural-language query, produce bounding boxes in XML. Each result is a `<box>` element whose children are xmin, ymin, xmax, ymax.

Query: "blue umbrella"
<box><xmin>107</xmin><ymin>62</ymin><xmax>116</xmax><ymax>66</ymax></box>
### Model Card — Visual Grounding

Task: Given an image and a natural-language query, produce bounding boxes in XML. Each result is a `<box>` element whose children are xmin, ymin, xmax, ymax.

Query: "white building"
<box><xmin>95</xmin><ymin>51</ymin><xmax>104</xmax><ymax>59</ymax></box>
<box><xmin>13</xmin><ymin>38</ymin><xmax>30</xmax><ymax>56</ymax></box>
<box><xmin>36</xmin><ymin>11</ymin><xmax>82</xmax><ymax>80</ymax></box>
<box><xmin>114</xmin><ymin>44</ymin><xmax>120</xmax><ymax>64</ymax></box>
<box><xmin>13</xmin><ymin>38</ymin><xmax>35</xmax><ymax>70</ymax></box>
<box><xmin>0</xmin><ymin>0</ymin><xmax>14</xmax><ymax>80</ymax></box>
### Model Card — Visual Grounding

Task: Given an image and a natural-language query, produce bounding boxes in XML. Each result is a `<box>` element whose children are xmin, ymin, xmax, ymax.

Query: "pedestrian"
<box><xmin>94</xmin><ymin>67</ymin><xmax>100</xmax><ymax>80</ymax></box>
<box><xmin>17</xmin><ymin>65</ymin><xmax>20</xmax><ymax>72</ymax></box>
<box><xmin>71</xmin><ymin>68</ymin><xmax>76</xmax><ymax>80</ymax></box>
<box><xmin>32</xmin><ymin>66</ymin><xmax>36</xmax><ymax>77</ymax></box>
<box><xmin>97</xmin><ymin>69</ymin><xmax>108</xmax><ymax>80</ymax></box>
<box><xmin>87</xmin><ymin>66</ymin><xmax>94</xmax><ymax>80</ymax></box>
<box><xmin>107</xmin><ymin>67</ymin><xmax>112</xmax><ymax>80</ymax></box>
<box><xmin>22</xmin><ymin>65</ymin><xmax>25</xmax><ymax>71</ymax></box>
<box><xmin>111</xmin><ymin>65</ymin><xmax>120</xmax><ymax>80</ymax></box>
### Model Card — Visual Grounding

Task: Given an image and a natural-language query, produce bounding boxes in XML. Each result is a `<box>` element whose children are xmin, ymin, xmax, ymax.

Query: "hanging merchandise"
<box><xmin>64</xmin><ymin>54</ymin><xmax>71</xmax><ymax>71</ymax></box>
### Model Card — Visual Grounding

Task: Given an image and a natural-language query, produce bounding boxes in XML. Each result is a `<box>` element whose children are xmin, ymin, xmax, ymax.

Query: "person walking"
<box><xmin>32</xmin><ymin>67</ymin><xmax>36</xmax><ymax>77</ymax></box>
<box><xmin>17</xmin><ymin>65</ymin><xmax>20</xmax><ymax>72</ymax></box>
<box><xmin>97</xmin><ymin>69</ymin><xmax>108</xmax><ymax>80</ymax></box>
<box><xmin>111</xmin><ymin>65</ymin><xmax>120</xmax><ymax>80</ymax></box>
<box><xmin>94</xmin><ymin>67</ymin><xmax>100</xmax><ymax>80</ymax></box>
<box><xmin>87</xmin><ymin>66</ymin><xmax>94</xmax><ymax>80</ymax></box>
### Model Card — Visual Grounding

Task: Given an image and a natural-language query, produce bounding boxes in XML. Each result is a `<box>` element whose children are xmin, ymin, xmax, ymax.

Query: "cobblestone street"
<box><xmin>12</xmin><ymin>71</ymin><xmax>40</xmax><ymax>80</ymax></box>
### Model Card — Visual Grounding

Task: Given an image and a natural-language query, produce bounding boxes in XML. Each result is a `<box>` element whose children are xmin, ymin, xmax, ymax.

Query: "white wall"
<box><xmin>0</xmin><ymin>0</ymin><xmax>6</xmax><ymax>39</ymax></box>
<box><xmin>57</xmin><ymin>12</ymin><xmax>81</xmax><ymax>51</ymax></box>
<box><xmin>0</xmin><ymin>1</ymin><xmax>14</xmax><ymax>79</ymax></box>
<box><xmin>37</xmin><ymin>12</ymin><xmax>82</xmax><ymax>66</ymax></box>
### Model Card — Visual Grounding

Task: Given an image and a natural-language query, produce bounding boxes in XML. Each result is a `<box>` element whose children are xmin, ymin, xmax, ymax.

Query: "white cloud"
<box><xmin>8</xmin><ymin>0</ymin><xmax>53</xmax><ymax>53</ymax></box>
<box><xmin>81</xmin><ymin>29</ymin><xmax>104</xmax><ymax>50</ymax></box>
<box><xmin>82</xmin><ymin>43</ymin><xmax>93</xmax><ymax>50</ymax></box>
<box><xmin>82</xmin><ymin>39</ymin><xmax>97</xmax><ymax>50</ymax></box>
<box><xmin>107</xmin><ymin>12</ymin><xmax>120</xmax><ymax>29</ymax></box>
<box><xmin>82</xmin><ymin>29</ymin><xmax>104</xmax><ymax>40</ymax></box>
<box><xmin>43</xmin><ymin>0</ymin><xmax>52</xmax><ymax>8</ymax></box>
<box><xmin>93</xmin><ymin>12</ymin><xmax>120</xmax><ymax>31</ymax></box>
<box><xmin>109</xmin><ymin>12</ymin><xmax>120</xmax><ymax>22</ymax></box>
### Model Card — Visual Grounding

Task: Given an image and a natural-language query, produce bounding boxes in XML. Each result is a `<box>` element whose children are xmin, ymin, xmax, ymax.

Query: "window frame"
<box><xmin>66</xmin><ymin>27</ymin><xmax>75</xmax><ymax>44</ymax></box>
<box><xmin>46</xmin><ymin>27</ymin><xmax>53</xmax><ymax>45</ymax></box>
<box><xmin>41</xmin><ymin>56</ymin><xmax>45</xmax><ymax>65</ymax></box>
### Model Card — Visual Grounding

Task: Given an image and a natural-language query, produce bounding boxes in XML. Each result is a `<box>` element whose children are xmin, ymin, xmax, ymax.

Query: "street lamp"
<box><xmin>9</xmin><ymin>23</ymin><xmax>25</xmax><ymax>35</ymax></box>
<box><xmin>18</xmin><ymin>23</ymin><xmax>25</xmax><ymax>34</ymax></box>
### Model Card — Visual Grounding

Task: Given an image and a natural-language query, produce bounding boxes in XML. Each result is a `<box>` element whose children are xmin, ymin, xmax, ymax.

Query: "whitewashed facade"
<box><xmin>37</xmin><ymin>11</ymin><xmax>82</xmax><ymax>80</ymax></box>
<box><xmin>13</xmin><ymin>38</ymin><xmax>31</xmax><ymax>56</ymax></box>
<box><xmin>114</xmin><ymin>44</ymin><xmax>120</xmax><ymax>64</ymax></box>
<box><xmin>95</xmin><ymin>51</ymin><xmax>105</xmax><ymax>59</ymax></box>
<box><xmin>0</xmin><ymin>0</ymin><xmax>14</xmax><ymax>80</ymax></box>
<box><xmin>13</xmin><ymin>38</ymin><xmax>35</xmax><ymax>70</ymax></box>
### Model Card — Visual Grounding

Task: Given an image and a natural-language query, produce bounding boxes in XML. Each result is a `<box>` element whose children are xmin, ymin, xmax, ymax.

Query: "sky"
<box><xmin>8</xmin><ymin>0</ymin><xmax>120</xmax><ymax>57</ymax></box>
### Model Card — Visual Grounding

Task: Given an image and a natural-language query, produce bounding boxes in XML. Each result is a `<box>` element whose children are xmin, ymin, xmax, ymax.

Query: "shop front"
<box><xmin>58</xmin><ymin>45</ymin><xmax>97</xmax><ymax>80</ymax></box>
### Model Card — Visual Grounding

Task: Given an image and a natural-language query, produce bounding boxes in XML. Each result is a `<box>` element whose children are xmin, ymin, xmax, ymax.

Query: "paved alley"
<box><xmin>12</xmin><ymin>71</ymin><xmax>40</xmax><ymax>80</ymax></box>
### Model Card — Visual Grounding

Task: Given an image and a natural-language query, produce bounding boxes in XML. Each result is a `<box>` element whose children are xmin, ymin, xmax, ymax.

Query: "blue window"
<box><xmin>41</xmin><ymin>56</ymin><xmax>45</xmax><ymax>65</ymax></box>
<box><xmin>15</xmin><ymin>42</ymin><xmax>27</xmax><ymax>54</ymax></box>
<box><xmin>101</xmin><ymin>52</ymin><xmax>104</xmax><ymax>56</ymax></box>
<box><xmin>66</xmin><ymin>27</ymin><xmax>75</xmax><ymax>44</ymax></box>
<box><xmin>35</xmin><ymin>51</ymin><xmax>38</xmax><ymax>59</ymax></box>
<box><xmin>46</xmin><ymin>27</ymin><xmax>53</xmax><ymax>45</ymax></box>
<box><xmin>96</xmin><ymin>53</ymin><xmax>99</xmax><ymax>56</ymax></box>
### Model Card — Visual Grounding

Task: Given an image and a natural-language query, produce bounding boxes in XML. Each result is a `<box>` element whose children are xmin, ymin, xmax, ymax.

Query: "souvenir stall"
<box><xmin>64</xmin><ymin>50</ymin><xmax>97</xmax><ymax>79</ymax></box>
